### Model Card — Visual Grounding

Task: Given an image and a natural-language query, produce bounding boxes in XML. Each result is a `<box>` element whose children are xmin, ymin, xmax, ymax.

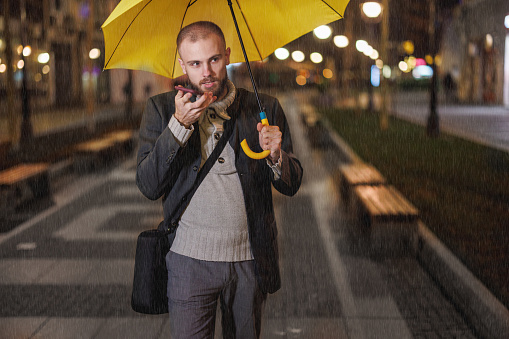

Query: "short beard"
<box><xmin>188</xmin><ymin>75</ymin><xmax>228</xmax><ymax>98</ymax></box>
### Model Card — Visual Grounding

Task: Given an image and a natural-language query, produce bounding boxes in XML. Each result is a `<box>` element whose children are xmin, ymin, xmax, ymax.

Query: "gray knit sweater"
<box><xmin>167</xmin><ymin>81</ymin><xmax>253</xmax><ymax>262</ymax></box>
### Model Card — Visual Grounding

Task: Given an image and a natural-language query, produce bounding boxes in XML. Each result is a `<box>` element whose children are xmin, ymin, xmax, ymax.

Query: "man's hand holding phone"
<box><xmin>174</xmin><ymin>86</ymin><xmax>216</xmax><ymax>129</ymax></box>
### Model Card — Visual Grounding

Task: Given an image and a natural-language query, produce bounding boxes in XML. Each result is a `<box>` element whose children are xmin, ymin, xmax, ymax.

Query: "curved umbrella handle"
<box><xmin>241</xmin><ymin>111</ymin><xmax>271</xmax><ymax>159</ymax></box>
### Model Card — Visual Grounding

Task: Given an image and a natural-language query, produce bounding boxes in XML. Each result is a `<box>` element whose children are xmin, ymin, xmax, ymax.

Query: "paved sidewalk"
<box><xmin>392</xmin><ymin>91</ymin><xmax>509</xmax><ymax>153</ymax></box>
<box><xmin>0</xmin><ymin>91</ymin><xmax>480</xmax><ymax>338</ymax></box>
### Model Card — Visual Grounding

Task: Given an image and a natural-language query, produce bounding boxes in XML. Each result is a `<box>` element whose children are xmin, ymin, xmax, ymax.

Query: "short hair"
<box><xmin>177</xmin><ymin>21</ymin><xmax>226</xmax><ymax>53</ymax></box>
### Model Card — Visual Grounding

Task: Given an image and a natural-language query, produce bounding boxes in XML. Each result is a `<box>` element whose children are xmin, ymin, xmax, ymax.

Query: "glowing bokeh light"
<box><xmin>274</xmin><ymin>48</ymin><xmax>289</xmax><ymax>60</ymax></box>
<box><xmin>310</xmin><ymin>52</ymin><xmax>323</xmax><ymax>64</ymax></box>
<box><xmin>356</xmin><ymin>40</ymin><xmax>368</xmax><ymax>52</ymax></box>
<box><xmin>23</xmin><ymin>46</ymin><xmax>32</xmax><ymax>57</ymax></box>
<box><xmin>314</xmin><ymin>25</ymin><xmax>332</xmax><ymax>39</ymax></box>
<box><xmin>398</xmin><ymin>61</ymin><xmax>409</xmax><ymax>72</ymax></box>
<box><xmin>323</xmin><ymin>69</ymin><xmax>333</xmax><ymax>79</ymax></box>
<box><xmin>38</xmin><ymin>53</ymin><xmax>50</xmax><ymax>64</ymax></box>
<box><xmin>89</xmin><ymin>48</ymin><xmax>101</xmax><ymax>60</ymax></box>
<box><xmin>362</xmin><ymin>2</ymin><xmax>382</xmax><ymax>18</ymax></box>
<box><xmin>383</xmin><ymin>65</ymin><xmax>391</xmax><ymax>78</ymax></box>
<box><xmin>292</xmin><ymin>51</ymin><xmax>305</xmax><ymax>63</ymax></box>
<box><xmin>296</xmin><ymin>75</ymin><xmax>307</xmax><ymax>86</ymax></box>
<box><xmin>334</xmin><ymin>35</ymin><xmax>349</xmax><ymax>48</ymax></box>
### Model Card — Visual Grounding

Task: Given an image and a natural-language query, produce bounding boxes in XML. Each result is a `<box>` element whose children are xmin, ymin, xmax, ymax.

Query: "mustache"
<box><xmin>199</xmin><ymin>77</ymin><xmax>218</xmax><ymax>85</ymax></box>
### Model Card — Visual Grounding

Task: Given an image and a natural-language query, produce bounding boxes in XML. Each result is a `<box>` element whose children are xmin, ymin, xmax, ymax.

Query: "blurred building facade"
<box><xmin>0</xmin><ymin>0</ymin><xmax>167</xmax><ymax>110</ymax></box>
<box><xmin>440</xmin><ymin>0</ymin><xmax>509</xmax><ymax>106</ymax></box>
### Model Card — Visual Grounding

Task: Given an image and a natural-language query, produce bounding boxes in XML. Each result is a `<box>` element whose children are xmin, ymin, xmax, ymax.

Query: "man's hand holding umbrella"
<box><xmin>257</xmin><ymin>123</ymin><xmax>282</xmax><ymax>165</ymax></box>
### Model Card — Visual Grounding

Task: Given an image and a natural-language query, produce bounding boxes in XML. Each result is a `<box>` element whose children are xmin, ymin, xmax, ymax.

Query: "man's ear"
<box><xmin>178</xmin><ymin>58</ymin><xmax>187</xmax><ymax>75</ymax></box>
<box><xmin>225</xmin><ymin>47</ymin><xmax>231</xmax><ymax>65</ymax></box>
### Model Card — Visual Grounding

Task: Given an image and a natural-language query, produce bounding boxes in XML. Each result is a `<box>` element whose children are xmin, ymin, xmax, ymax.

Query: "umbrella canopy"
<box><xmin>102</xmin><ymin>0</ymin><xmax>350</xmax><ymax>79</ymax></box>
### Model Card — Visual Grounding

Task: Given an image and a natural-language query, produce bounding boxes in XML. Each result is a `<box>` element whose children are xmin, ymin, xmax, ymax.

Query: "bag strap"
<box><xmin>163</xmin><ymin>111</ymin><xmax>237</xmax><ymax>233</ymax></box>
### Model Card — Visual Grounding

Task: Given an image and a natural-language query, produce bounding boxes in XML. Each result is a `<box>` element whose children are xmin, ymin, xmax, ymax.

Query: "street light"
<box><xmin>361</xmin><ymin>1</ymin><xmax>382</xmax><ymax>115</ymax></box>
<box><xmin>361</xmin><ymin>2</ymin><xmax>382</xmax><ymax>19</ymax></box>
<box><xmin>361</xmin><ymin>0</ymin><xmax>389</xmax><ymax>129</ymax></box>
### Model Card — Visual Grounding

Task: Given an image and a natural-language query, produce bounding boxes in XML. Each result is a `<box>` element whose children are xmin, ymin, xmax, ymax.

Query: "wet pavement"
<box><xmin>0</xmin><ymin>91</ymin><xmax>486</xmax><ymax>338</ymax></box>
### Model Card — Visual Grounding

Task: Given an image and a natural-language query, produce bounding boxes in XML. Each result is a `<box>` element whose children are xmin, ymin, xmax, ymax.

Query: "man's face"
<box><xmin>178</xmin><ymin>34</ymin><xmax>231</xmax><ymax>98</ymax></box>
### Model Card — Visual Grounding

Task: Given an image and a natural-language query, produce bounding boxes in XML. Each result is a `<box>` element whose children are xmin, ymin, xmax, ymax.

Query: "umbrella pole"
<box><xmin>227</xmin><ymin>0</ymin><xmax>264</xmax><ymax>113</ymax></box>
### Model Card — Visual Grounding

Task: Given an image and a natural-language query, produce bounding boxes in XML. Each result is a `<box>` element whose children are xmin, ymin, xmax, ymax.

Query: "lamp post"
<box><xmin>20</xmin><ymin>0</ymin><xmax>33</xmax><ymax>149</ymax></box>
<box><xmin>3</xmin><ymin>0</ymin><xmax>19</xmax><ymax>148</ymax></box>
<box><xmin>361</xmin><ymin>1</ymin><xmax>389</xmax><ymax>129</ymax></box>
<box><xmin>426</xmin><ymin>0</ymin><xmax>440</xmax><ymax>137</ymax></box>
<box><xmin>379</xmin><ymin>0</ymin><xmax>389</xmax><ymax>130</ymax></box>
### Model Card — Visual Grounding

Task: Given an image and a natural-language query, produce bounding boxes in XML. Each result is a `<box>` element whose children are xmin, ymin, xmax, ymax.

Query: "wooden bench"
<box><xmin>337</xmin><ymin>163</ymin><xmax>385</xmax><ymax>211</ymax></box>
<box><xmin>72</xmin><ymin>130</ymin><xmax>135</xmax><ymax>172</ymax></box>
<box><xmin>353</xmin><ymin>185</ymin><xmax>419</xmax><ymax>255</ymax></box>
<box><xmin>73</xmin><ymin>138</ymin><xmax>116</xmax><ymax>172</ymax></box>
<box><xmin>0</xmin><ymin>163</ymin><xmax>50</xmax><ymax>214</ymax></box>
<box><xmin>103</xmin><ymin>129</ymin><xmax>134</xmax><ymax>155</ymax></box>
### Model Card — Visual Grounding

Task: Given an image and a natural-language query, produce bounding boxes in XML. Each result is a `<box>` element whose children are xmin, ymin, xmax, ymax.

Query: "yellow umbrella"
<box><xmin>102</xmin><ymin>0</ymin><xmax>349</xmax><ymax>78</ymax></box>
<box><xmin>102</xmin><ymin>0</ymin><xmax>350</xmax><ymax>158</ymax></box>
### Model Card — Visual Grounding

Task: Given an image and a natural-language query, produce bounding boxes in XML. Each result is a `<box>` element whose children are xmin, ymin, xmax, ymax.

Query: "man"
<box><xmin>136</xmin><ymin>21</ymin><xmax>302</xmax><ymax>338</ymax></box>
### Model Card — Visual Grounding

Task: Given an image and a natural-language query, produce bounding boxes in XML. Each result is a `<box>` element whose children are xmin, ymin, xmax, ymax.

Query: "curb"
<box><xmin>320</xmin><ymin>115</ymin><xmax>509</xmax><ymax>339</ymax></box>
<box><xmin>417</xmin><ymin>223</ymin><xmax>509</xmax><ymax>339</ymax></box>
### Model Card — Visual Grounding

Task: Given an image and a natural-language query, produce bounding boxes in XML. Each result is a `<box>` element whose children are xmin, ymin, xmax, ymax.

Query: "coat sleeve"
<box><xmin>136</xmin><ymin>96</ymin><xmax>186</xmax><ymax>200</ymax></box>
<box><xmin>269</xmin><ymin>98</ymin><xmax>303</xmax><ymax>197</ymax></box>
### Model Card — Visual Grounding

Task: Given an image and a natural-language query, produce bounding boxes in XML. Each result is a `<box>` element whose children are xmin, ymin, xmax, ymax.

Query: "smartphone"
<box><xmin>175</xmin><ymin>85</ymin><xmax>197</xmax><ymax>95</ymax></box>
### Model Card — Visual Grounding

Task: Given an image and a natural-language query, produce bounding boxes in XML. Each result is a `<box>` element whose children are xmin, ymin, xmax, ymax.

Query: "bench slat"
<box><xmin>355</xmin><ymin>185</ymin><xmax>418</xmax><ymax>222</ymax></box>
<box><xmin>0</xmin><ymin>163</ymin><xmax>49</xmax><ymax>185</ymax></box>
<box><xmin>340</xmin><ymin>164</ymin><xmax>385</xmax><ymax>185</ymax></box>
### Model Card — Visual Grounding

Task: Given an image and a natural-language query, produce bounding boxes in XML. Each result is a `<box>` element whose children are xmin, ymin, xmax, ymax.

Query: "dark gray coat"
<box><xmin>136</xmin><ymin>88</ymin><xmax>303</xmax><ymax>293</ymax></box>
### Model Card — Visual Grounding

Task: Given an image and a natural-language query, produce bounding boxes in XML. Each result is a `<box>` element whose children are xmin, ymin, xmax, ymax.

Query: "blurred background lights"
<box><xmin>292</xmin><ymin>51</ymin><xmax>305</xmax><ymax>62</ymax></box>
<box><xmin>370</xmin><ymin>50</ymin><xmax>379</xmax><ymax>60</ymax></box>
<box><xmin>407</xmin><ymin>56</ymin><xmax>417</xmax><ymax>68</ymax></box>
<box><xmin>435</xmin><ymin>55</ymin><xmax>442</xmax><ymax>66</ymax></box>
<box><xmin>425</xmin><ymin>54</ymin><xmax>434</xmax><ymax>65</ymax></box>
<box><xmin>16</xmin><ymin>45</ymin><xmax>23</xmax><ymax>55</ymax></box>
<box><xmin>333</xmin><ymin>35</ymin><xmax>349</xmax><ymax>48</ymax></box>
<box><xmin>17</xmin><ymin>60</ymin><xmax>25</xmax><ymax>69</ymax></box>
<box><xmin>375</xmin><ymin>59</ymin><xmax>384</xmax><ymax>68</ymax></box>
<box><xmin>412</xmin><ymin>65</ymin><xmax>433</xmax><ymax>79</ymax></box>
<box><xmin>415</xmin><ymin>58</ymin><xmax>427</xmax><ymax>66</ymax></box>
<box><xmin>38</xmin><ymin>52</ymin><xmax>50</xmax><ymax>64</ymax></box>
<box><xmin>361</xmin><ymin>2</ymin><xmax>382</xmax><ymax>18</ymax></box>
<box><xmin>23</xmin><ymin>46</ymin><xmax>32</xmax><ymax>57</ymax></box>
<box><xmin>398</xmin><ymin>61</ymin><xmax>409</xmax><ymax>72</ymax></box>
<box><xmin>313</xmin><ymin>25</ymin><xmax>332</xmax><ymax>39</ymax></box>
<box><xmin>89</xmin><ymin>48</ymin><xmax>101</xmax><ymax>59</ymax></box>
<box><xmin>363</xmin><ymin>45</ymin><xmax>373</xmax><ymax>56</ymax></box>
<box><xmin>323</xmin><ymin>68</ymin><xmax>333</xmax><ymax>79</ymax></box>
<box><xmin>485</xmin><ymin>34</ymin><xmax>493</xmax><ymax>49</ymax></box>
<box><xmin>505</xmin><ymin>15</ymin><xmax>509</xmax><ymax>29</ymax></box>
<box><xmin>274</xmin><ymin>48</ymin><xmax>289</xmax><ymax>60</ymax></box>
<box><xmin>356</xmin><ymin>40</ymin><xmax>368</xmax><ymax>52</ymax></box>
<box><xmin>0</xmin><ymin>64</ymin><xmax>6</xmax><ymax>73</ymax></box>
<box><xmin>402</xmin><ymin>40</ymin><xmax>414</xmax><ymax>55</ymax></box>
<box><xmin>296</xmin><ymin>75</ymin><xmax>307</xmax><ymax>86</ymax></box>
<box><xmin>42</xmin><ymin>65</ymin><xmax>50</xmax><ymax>74</ymax></box>
<box><xmin>382</xmin><ymin>65</ymin><xmax>391</xmax><ymax>78</ymax></box>
<box><xmin>371</xmin><ymin>65</ymin><xmax>380</xmax><ymax>87</ymax></box>
<box><xmin>310</xmin><ymin>52</ymin><xmax>323</xmax><ymax>63</ymax></box>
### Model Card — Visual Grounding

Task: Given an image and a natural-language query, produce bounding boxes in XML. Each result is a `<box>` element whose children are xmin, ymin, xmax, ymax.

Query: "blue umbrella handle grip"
<box><xmin>241</xmin><ymin>111</ymin><xmax>271</xmax><ymax>159</ymax></box>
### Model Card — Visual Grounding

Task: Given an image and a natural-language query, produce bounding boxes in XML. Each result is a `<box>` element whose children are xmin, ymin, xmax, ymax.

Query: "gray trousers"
<box><xmin>166</xmin><ymin>251</ymin><xmax>266</xmax><ymax>339</ymax></box>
